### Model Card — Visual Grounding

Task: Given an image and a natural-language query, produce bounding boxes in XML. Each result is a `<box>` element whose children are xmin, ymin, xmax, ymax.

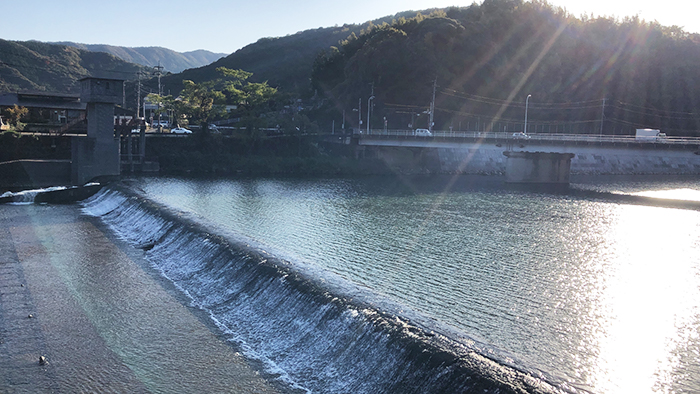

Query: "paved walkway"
<box><xmin>0</xmin><ymin>203</ymin><xmax>280</xmax><ymax>393</ymax></box>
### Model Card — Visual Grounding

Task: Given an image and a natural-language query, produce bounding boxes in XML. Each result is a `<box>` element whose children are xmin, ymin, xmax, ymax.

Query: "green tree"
<box><xmin>148</xmin><ymin>67</ymin><xmax>281</xmax><ymax>134</ymax></box>
<box><xmin>179</xmin><ymin>79</ymin><xmax>226</xmax><ymax>127</ymax></box>
<box><xmin>3</xmin><ymin>105</ymin><xmax>28</xmax><ymax>129</ymax></box>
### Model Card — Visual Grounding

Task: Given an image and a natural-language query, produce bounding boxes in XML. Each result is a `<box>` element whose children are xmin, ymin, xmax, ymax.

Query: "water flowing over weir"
<box><xmin>81</xmin><ymin>185</ymin><xmax>561</xmax><ymax>394</ymax></box>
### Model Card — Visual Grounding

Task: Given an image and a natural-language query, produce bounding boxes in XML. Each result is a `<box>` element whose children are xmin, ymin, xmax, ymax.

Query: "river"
<box><xmin>84</xmin><ymin>174</ymin><xmax>700</xmax><ymax>393</ymax></box>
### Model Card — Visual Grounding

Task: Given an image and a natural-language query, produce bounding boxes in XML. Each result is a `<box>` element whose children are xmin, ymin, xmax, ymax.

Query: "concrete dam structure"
<box><xmin>353</xmin><ymin>131</ymin><xmax>700</xmax><ymax>175</ymax></box>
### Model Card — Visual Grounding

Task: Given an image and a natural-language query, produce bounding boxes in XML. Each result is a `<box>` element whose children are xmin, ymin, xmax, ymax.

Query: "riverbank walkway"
<box><xmin>0</xmin><ymin>203</ymin><xmax>280</xmax><ymax>393</ymax></box>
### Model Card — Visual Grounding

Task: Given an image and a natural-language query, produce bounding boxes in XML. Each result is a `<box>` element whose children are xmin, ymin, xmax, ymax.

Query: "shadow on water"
<box><xmin>349</xmin><ymin>174</ymin><xmax>700</xmax><ymax>211</ymax></box>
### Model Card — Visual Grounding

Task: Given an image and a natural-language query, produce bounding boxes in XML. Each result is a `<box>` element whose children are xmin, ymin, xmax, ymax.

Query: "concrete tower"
<box><xmin>72</xmin><ymin>77</ymin><xmax>123</xmax><ymax>185</ymax></box>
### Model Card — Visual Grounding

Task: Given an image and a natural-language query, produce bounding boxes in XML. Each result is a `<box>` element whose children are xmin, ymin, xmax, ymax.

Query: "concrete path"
<box><xmin>0</xmin><ymin>203</ymin><xmax>281</xmax><ymax>393</ymax></box>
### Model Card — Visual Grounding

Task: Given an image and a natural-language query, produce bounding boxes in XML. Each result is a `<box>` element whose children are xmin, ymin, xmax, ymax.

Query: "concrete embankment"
<box><xmin>0</xmin><ymin>203</ymin><xmax>281</xmax><ymax>393</ymax></box>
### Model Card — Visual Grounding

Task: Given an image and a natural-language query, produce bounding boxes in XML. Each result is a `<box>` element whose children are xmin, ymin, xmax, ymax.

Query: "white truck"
<box><xmin>635</xmin><ymin>129</ymin><xmax>666</xmax><ymax>141</ymax></box>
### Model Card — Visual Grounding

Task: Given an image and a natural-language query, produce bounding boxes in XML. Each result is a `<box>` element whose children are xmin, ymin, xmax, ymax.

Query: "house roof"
<box><xmin>0</xmin><ymin>92</ymin><xmax>86</xmax><ymax>111</ymax></box>
<box><xmin>78</xmin><ymin>76</ymin><xmax>125</xmax><ymax>82</ymax></box>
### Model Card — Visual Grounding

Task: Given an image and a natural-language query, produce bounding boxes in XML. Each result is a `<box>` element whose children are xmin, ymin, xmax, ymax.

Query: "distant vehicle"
<box><xmin>208</xmin><ymin>124</ymin><xmax>220</xmax><ymax>133</ymax></box>
<box><xmin>512</xmin><ymin>132</ymin><xmax>530</xmax><ymax>139</ymax></box>
<box><xmin>156</xmin><ymin>121</ymin><xmax>170</xmax><ymax>128</ymax></box>
<box><xmin>415</xmin><ymin>128</ymin><xmax>432</xmax><ymax>137</ymax></box>
<box><xmin>131</xmin><ymin>128</ymin><xmax>141</xmax><ymax>134</ymax></box>
<box><xmin>635</xmin><ymin>128</ymin><xmax>663</xmax><ymax>141</ymax></box>
<box><xmin>171</xmin><ymin>127</ymin><xmax>192</xmax><ymax>134</ymax></box>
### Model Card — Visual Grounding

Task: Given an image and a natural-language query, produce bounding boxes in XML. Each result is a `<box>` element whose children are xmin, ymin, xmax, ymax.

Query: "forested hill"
<box><xmin>158</xmin><ymin>10</ymin><xmax>428</xmax><ymax>96</ymax></box>
<box><xmin>0</xmin><ymin>39</ymin><xmax>148</xmax><ymax>93</ymax></box>
<box><xmin>311</xmin><ymin>0</ymin><xmax>700</xmax><ymax>135</ymax></box>
<box><xmin>53</xmin><ymin>42</ymin><xmax>226</xmax><ymax>73</ymax></box>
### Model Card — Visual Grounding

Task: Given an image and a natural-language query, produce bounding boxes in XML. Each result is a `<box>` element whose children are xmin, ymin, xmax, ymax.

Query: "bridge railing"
<box><xmin>361</xmin><ymin>129</ymin><xmax>700</xmax><ymax>146</ymax></box>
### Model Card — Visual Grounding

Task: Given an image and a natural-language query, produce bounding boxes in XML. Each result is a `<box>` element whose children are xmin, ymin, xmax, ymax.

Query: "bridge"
<box><xmin>339</xmin><ymin>129</ymin><xmax>700</xmax><ymax>175</ymax></box>
<box><xmin>352</xmin><ymin>129</ymin><xmax>700</xmax><ymax>147</ymax></box>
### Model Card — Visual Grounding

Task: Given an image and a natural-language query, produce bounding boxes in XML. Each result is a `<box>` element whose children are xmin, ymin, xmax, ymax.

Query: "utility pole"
<box><xmin>524</xmin><ymin>94</ymin><xmax>532</xmax><ymax>134</ymax></box>
<box><xmin>367</xmin><ymin>95</ymin><xmax>375</xmax><ymax>134</ymax></box>
<box><xmin>367</xmin><ymin>83</ymin><xmax>374</xmax><ymax>134</ymax></box>
<box><xmin>136</xmin><ymin>71</ymin><xmax>142</xmax><ymax>120</ymax></box>
<box><xmin>600</xmin><ymin>98</ymin><xmax>606</xmax><ymax>135</ymax></box>
<box><xmin>153</xmin><ymin>64</ymin><xmax>164</xmax><ymax>130</ymax></box>
<box><xmin>429</xmin><ymin>77</ymin><xmax>436</xmax><ymax>132</ymax></box>
<box><xmin>358</xmin><ymin>98</ymin><xmax>362</xmax><ymax>132</ymax></box>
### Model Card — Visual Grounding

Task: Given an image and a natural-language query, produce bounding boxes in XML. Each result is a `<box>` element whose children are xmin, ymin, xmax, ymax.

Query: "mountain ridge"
<box><xmin>0</xmin><ymin>39</ymin><xmax>148</xmax><ymax>93</ymax></box>
<box><xmin>51</xmin><ymin>42</ymin><xmax>226</xmax><ymax>73</ymax></box>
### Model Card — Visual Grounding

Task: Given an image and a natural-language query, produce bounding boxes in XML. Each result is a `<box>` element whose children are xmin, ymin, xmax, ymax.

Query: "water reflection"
<box><xmin>634</xmin><ymin>188</ymin><xmax>700</xmax><ymax>202</ymax></box>
<box><xmin>134</xmin><ymin>175</ymin><xmax>700</xmax><ymax>393</ymax></box>
<box><xmin>592</xmin><ymin>205</ymin><xmax>700</xmax><ymax>393</ymax></box>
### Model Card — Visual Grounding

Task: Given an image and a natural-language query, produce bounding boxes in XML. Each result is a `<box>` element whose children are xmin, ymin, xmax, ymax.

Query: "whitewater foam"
<box><xmin>81</xmin><ymin>184</ymin><xmax>562</xmax><ymax>394</ymax></box>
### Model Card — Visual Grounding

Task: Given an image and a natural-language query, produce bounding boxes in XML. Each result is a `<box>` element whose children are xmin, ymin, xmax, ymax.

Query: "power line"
<box><xmin>440</xmin><ymin>87</ymin><xmax>603</xmax><ymax>109</ymax></box>
<box><xmin>616</xmin><ymin>100</ymin><xmax>698</xmax><ymax>116</ymax></box>
<box><xmin>606</xmin><ymin>117</ymin><xmax>654</xmax><ymax>128</ymax></box>
<box><xmin>433</xmin><ymin>105</ymin><xmax>600</xmax><ymax>124</ymax></box>
<box><xmin>612</xmin><ymin>101</ymin><xmax>699</xmax><ymax>120</ymax></box>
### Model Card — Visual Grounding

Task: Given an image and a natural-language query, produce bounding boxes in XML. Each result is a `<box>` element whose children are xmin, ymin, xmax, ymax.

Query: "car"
<box><xmin>512</xmin><ymin>132</ymin><xmax>530</xmax><ymax>139</ymax></box>
<box><xmin>171</xmin><ymin>127</ymin><xmax>192</xmax><ymax>134</ymax></box>
<box><xmin>415</xmin><ymin>128</ymin><xmax>432</xmax><ymax>137</ymax></box>
<box><xmin>131</xmin><ymin>128</ymin><xmax>141</xmax><ymax>134</ymax></box>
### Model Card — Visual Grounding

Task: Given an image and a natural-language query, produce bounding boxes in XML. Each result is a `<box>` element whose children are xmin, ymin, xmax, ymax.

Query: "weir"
<box><xmin>81</xmin><ymin>185</ymin><xmax>562</xmax><ymax>394</ymax></box>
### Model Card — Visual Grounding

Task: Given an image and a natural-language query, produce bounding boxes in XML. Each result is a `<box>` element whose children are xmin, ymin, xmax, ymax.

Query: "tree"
<box><xmin>147</xmin><ymin>67</ymin><xmax>282</xmax><ymax>134</ymax></box>
<box><xmin>3</xmin><ymin>105</ymin><xmax>28</xmax><ymax>128</ymax></box>
<box><xmin>179</xmin><ymin>79</ymin><xmax>226</xmax><ymax>127</ymax></box>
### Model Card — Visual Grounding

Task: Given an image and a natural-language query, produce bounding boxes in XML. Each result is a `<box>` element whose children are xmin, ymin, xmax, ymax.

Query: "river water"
<box><xmin>89</xmin><ymin>174</ymin><xmax>700</xmax><ymax>393</ymax></box>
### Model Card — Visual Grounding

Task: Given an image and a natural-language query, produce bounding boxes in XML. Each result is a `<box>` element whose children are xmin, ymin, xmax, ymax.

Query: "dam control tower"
<box><xmin>72</xmin><ymin>77</ymin><xmax>123</xmax><ymax>185</ymax></box>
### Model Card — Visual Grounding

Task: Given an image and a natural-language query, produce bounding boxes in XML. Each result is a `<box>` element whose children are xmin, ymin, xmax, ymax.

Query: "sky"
<box><xmin>3</xmin><ymin>0</ymin><xmax>696</xmax><ymax>54</ymax></box>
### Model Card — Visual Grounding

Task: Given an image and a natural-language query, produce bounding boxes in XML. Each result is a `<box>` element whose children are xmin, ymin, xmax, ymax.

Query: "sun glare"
<box><xmin>589</xmin><ymin>203</ymin><xmax>700</xmax><ymax>393</ymax></box>
<box><xmin>634</xmin><ymin>189</ymin><xmax>700</xmax><ymax>203</ymax></box>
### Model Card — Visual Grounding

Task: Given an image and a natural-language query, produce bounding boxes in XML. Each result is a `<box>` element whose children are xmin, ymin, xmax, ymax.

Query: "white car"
<box><xmin>171</xmin><ymin>127</ymin><xmax>192</xmax><ymax>134</ymax></box>
<box><xmin>512</xmin><ymin>132</ymin><xmax>530</xmax><ymax>139</ymax></box>
<box><xmin>415</xmin><ymin>128</ymin><xmax>432</xmax><ymax>137</ymax></box>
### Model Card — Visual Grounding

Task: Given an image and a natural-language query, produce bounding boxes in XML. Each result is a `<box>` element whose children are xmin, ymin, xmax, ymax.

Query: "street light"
<box><xmin>352</xmin><ymin>98</ymin><xmax>362</xmax><ymax>134</ymax></box>
<box><xmin>524</xmin><ymin>94</ymin><xmax>532</xmax><ymax>134</ymax></box>
<box><xmin>367</xmin><ymin>96</ymin><xmax>375</xmax><ymax>134</ymax></box>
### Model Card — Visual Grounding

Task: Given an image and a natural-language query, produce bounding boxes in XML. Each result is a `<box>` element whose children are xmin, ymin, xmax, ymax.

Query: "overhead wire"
<box><xmin>616</xmin><ymin>100</ymin><xmax>698</xmax><ymax>116</ymax></box>
<box><xmin>440</xmin><ymin>87</ymin><xmax>604</xmax><ymax>109</ymax></box>
<box><xmin>610</xmin><ymin>102</ymin><xmax>699</xmax><ymax>120</ymax></box>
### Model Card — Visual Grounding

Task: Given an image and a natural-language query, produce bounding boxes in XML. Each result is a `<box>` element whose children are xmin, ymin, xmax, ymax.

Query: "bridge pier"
<box><xmin>503</xmin><ymin>151</ymin><xmax>575</xmax><ymax>184</ymax></box>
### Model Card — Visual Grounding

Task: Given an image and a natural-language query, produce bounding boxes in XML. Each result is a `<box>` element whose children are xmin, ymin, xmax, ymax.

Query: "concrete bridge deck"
<box><xmin>354</xmin><ymin>130</ymin><xmax>700</xmax><ymax>149</ymax></box>
<box><xmin>343</xmin><ymin>130</ymin><xmax>700</xmax><ymax>175</ymax></box>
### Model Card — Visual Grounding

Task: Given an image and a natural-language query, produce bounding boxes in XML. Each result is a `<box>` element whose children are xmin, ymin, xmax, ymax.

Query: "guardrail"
<box><xmin>359</xmin><ymin>129</ymin><xmax>700</xmax><ymax>146</ymax></box>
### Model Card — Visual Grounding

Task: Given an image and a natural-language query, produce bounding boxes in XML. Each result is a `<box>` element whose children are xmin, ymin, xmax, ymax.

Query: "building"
<box><xmin>0</xmin><ymin>91</ymin><xmax>86</xmax><ymax>132</ymax></box>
